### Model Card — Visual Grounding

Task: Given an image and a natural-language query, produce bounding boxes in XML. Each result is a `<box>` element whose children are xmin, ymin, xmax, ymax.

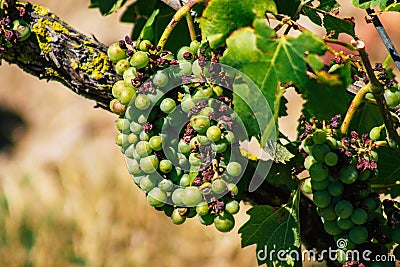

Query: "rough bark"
<box><xmin>0</xmin><ymin>1</ymin><xmax>334</xmax><ymax>256</ymax></box>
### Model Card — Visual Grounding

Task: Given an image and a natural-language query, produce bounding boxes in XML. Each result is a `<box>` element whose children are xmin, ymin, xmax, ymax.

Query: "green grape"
<box><xmin>158</xmin><ymin>179</ymin><xmax>173</xmax><ymax>192</ymax></box>
<box><xmin>196</xmin><ymin>202</ymin><xmax>209</xmax><ymax>216</ymax></box>
<box><xmin>302</xmin><ymin>178</ymin><xmax>312</xmax><ymax>194</ymax></box>
<box><xmin>313</xmin><ymin>190</ymin><xmax>331</xmax><ymax>208</ymax></box>
<box><xmin>139</xmin><ymin>175</ymin><xmax>156</xmax><ymax>192</ymax></box>
<box><xmin>135</xmin><ymin>141</ymin><xmax>152</xmax><ymax>157</ymax></box>
<box><xmin>359</xmin><ymin>170</ymin><xmax>371</xmax><ymax>181</ymax></box>
<box><xmin>116</xmin><ymin>118</ymin><xmax>130</xmax><ymax>132</ymax></box>
<box><xmin>304</xmin><ymin>155</ymin><xmax>317</xmax><ymax>170</ymax></box>
<box><xmin>115</xmin><ymin>58</ymin><xmax>131</xmax><ymax>76</ymax></box>
<box><xmin>192</xmin><ymin>59</ymin><xmax>202</xmax><ymax>76</ymax></box>
<box><xmin>181</xmin><ymin>186</ymin><xmax>203</xmax><ymax>207</ymax></box>
<box><xmin>351</xmin><ymin>208</ymin><xmax>368</xmax><ymax>225</ymax></box>
<box><xmin>128</xmin><ymin>133</ymin><xmax>138</xmax><ymax>144</ymax></box>
<box><xmin>227</xmin><ymin>183</ymin><xmax>238</xmax><ymax>196</ymax></box>
<box><xmin>171</xmin><ymin>209</ymin><xmax>186</xmax><ymax>225</ymax></box>
<box><xmin>212</xmin><ymin>141</ymin><xmax>227</xmax><ymax>153</ymax></box>
<box><xmin>138</xmin><ymin>114</ymin><xmax>147</xmax><ymax>125</ymax></box>
<box><xmin>177</xmin><ymin>46</ymin><xmax>194</xmax><ymax>61</ymax></box>
<box><xmin>134</xmin><ymin>94</ymin><xmax>151</xmax><ymax>110</ymax></box>
<box><xmin>159</xmin><ymin>159</ymin><xmax>173</xmax><ymax>173</ymax></box>
<box><xmin>317</xmin><ymin>204</ymin><xmax>337</xmax><ymax>221</ymax></box>
<box><xmin>189</xmin><ymin>153</ymin><xmax>202</xmax><ymax>166</ymax></box>
<box><xmin>138</xmin><ymin>131</ymin><xmax>150</xmax><ymax>141</ymax></box>
<box><xmin>309</xmin><ymin>162</ymin><xmax>329</xmax><ymax>181</ymax></box>
<box><xmin>179</xmin><ymin>174</ymin><xmax>191</xmax><ymax>187</ymax></box>
<box><xmin>123</xmin><ymin>67</ymin><xmax>138</xmax><ymax>86</ymax></box>
<box><xmin>118</xmin><ymin>86</ymin><xmax>136</xmax><ymax>105</ymax></box>
<box><xmin>181</xmin><ymin>97</ymin><xmax>195</xmax><ymax>113</ymax></box>
<box><xmin>178</xmin><ymin>140</ymin><xmax>191</xmax><ymax>155</ymax></box>
<box><xmin>370</xmin><ymin>150</ymin><xmax>378</xmax><ymax>162</ymax></box>
<box><xmin>214</xmin><ymin>212</ymin><xmax>235</xmax><ymax>232</ymax></box>
<box><xmin>112</xmin><ymin>80</ymin><xmax>126</xmax><ymax>99</ymax></box>
<box><xmin>311</xmin><ymin>144</ymin><xmax>331</xmax><ymax>162</ymax></box>
<box><xmin>335</xmin><ymin>200</ymin><xmax>353</xmax><ymax>219</ymax></box>
<box><xmin>153</xmin><ymin>71</ymin><xmax>169</xmax><ymax>88</ymax></box>
<box><xmin>349</xmin><ymin>226</ymin><xmax>368</xmax><ymax>244</ymax></box>
<box><xmin>313</xmin><ymin>129</ymin><xmax>327</xmax><ymax>144</ymax></box>
<box><xmin>339</xmin><ymin>165</ymin><xmax>358</xmax><ymax>184</ymax></box>
<box><xmin>323</xmin><ymin>220</ymin><xmax>342</xmax><ymax>235</ymax></box>
<box><xmin>224</xmin><ymin>131</ymin><xmax>235</xmax><ymax>143</ymax></box>
<box><xmin>324</xmin><ymin>152</ymin><xmax>338</xmax><ymax>166</ymax></box>
<box><xmin>127</xmin><ymin>158</ymin><xmax>141</xmax><ymax>175</ymax></box>
<box><xmin>311</xmin><ymin>178</ymin><xmax>329</xmax><ymax>191</ymax></box>
<box><xmin>107</xmin><ymin>42</ymin><xmax>127</xmax><ymax>63</ymax></box>
<box><xmin>177</xmin><ymin>153</ymin><xmax>188</xmax><ymax>167</ymax></box>
<box><xmin>147</xmin><ymin>187</ymin><xmax>167</xmax><ymax>207</ymax></box>
<box><xmin>140</xmin><ymin>155</ymin><xmax>159</xmax><ymax>173</ymax></box>
<box><xmin>225</xmin><ymin>200</ymin><xmax>240</xmax><ymax>214</ymax></box>
<box><xmin>190</xmin><ymin>40</ymin><xmax>200</xmax><ymax>53</ymax></box>
<box><xmin>361</xmin><ymin>197</ymin><xmax>377</xmax><ymax>212</ymax></box>
<box><xmin>369</xmin><ymin>125</ymin><xmax>384</xmax><ymax>141</ymax></box>
<box><xmin>384</xmin><ymin>89</ymin><xmax>400</xmax><ymax>107</ymax></box>
<box><xmin>393</xmin><ymin>245</ymin><xmax>400</xmax><ymax>261</ymax></box>
<box><xmin>172</xmin><ymin>188</ymin><xmax>185</xmax><ymax>206</ymax></box>
<box><xmin>328</xmin><ymin>181</ymin><xmax>344</xmax><ymax>197</ymax></box>
<box><xmin>206</xmin><ymin>126</ymin><xmax>222</xmax><ymax>142</ymax></box>
<box><xmin>130</xmin><ymin>51</ymin><xmax>149</xmax><ymax>69</ymax></box>
<box><xmin>212</xmin><ymin>179</ymin><xmax>226</xmax><ymax>194</ymax></box>
<box><xmin>199</xmin><ymin>213</ymin><xmax>215</xmax><ymax>226</ymax></box>
<box><xmin>336</xmin><ymin>217</ymin><xmax>354</xmax><ymax>230</ymax></box>
<box><xmin>325</xmin><ymin>137</ymin><xmax>339</xmax><ymax>150</ymax></box>
<box><xmin>197</xmin><ymin>135</ymin><xmax>211</xmax><ymax>145</ymax></box>
<box><xmin>13</xmin><ymin>20</ymin><xmax>31</xmax><ymax>41</ymax></box>
<box><xmin>226</xmin><ymin>162</ymin><xmax>242</xmax><ymax>177</ymax></box>
<box><xmin>190</xmin><ymin>115</ymin><xmax>210</xmax><ymax>133</ymax></box>
<box><xmin>160</xmin><ymin>98</ymin><xmax>176</xmax><ymax>114</ymax></box>
<box><xmin>124</xmin><ymin>144</ymin><xmax>136</xmax><ymax>158</ymax></box>
<box><xmin>115</xmin><ymin>133</ymin><xmax>128</xmax><ymax>147</ymax></box>
<box><xmin>336</xmin><ymin>249</ymin><xmax>348</xmax><ymax>264</ymax></box>
<box><xmin>130</xmin><ymin>121</ymin><xmax>143</xmax><ymax>134</ymax></box>
<box><xmin>139</xmin><ymin>40</ymin><xmax>152</xmax><ymax>51</ymax></box>
<box><xmin>149</xmin><ymin>136</ymin><xmax>163</xmax><ymax>151</ymax></box>
<box><xmin>174</xmin><ymin>60</ymin><xmax>193</xmax><ymax>78</ymax></box>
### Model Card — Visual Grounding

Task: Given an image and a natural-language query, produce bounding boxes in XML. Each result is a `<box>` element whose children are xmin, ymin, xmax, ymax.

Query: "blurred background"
<box><xmin>0</xmin><ymin>1</ymin><xmax>399</xmax><ymax>266</ymax></box>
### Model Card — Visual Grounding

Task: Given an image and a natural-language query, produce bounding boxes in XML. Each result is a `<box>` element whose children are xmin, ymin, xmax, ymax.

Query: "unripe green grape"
<box><xmin>196</xmin><ymin>202</ymin><xmax>209</xmax><ymax>216</ymax></box>
<box><xmin>311</xmin><ymin>178</ymin><xmax>329</xmax><ymax>191</ymax></box>
<box><xmin>309</xmin><ymin>162</ymin><xmax>329</xmax><ymax>181</ymax></box>
<box><xmin>181</xmin><ymin>97</ymin><xmax>195</xmax><ymax>113</ymax></box>
<box><xmin>361</xmin><ymin>197</ymin><xmax>377</xmax><ymax>212</ymax></box>
<box><xmin>160</xmin><ymin>98</ymin><xmax>176</xmax><ymax>114</ymax></box>
<box><xmin>140</xmin><ymin>155</ymin><xmax>159</xmax><ymax>173</ymax></box>
<box><xmin>339</xmin><ymin>165</ymin><xmax>358</xmax><ymax>184</ymax></box>
<box><xmin>189</xmin><ymin>137</ymin><xmax>199</xmax><ymax>150</ymax></box>
<box><xmin>190</xmin><ymin>115</ymin><xmax>210</xmax><ymax>133</ymax></box>
<box><xmin>214</xmin><ymin>212</ymin><xmax>235</xmax><ymax>232</ymax></box>
<box><xmin>130</xmin><ymin>121</ymin><xmax>143</xmax><ymax>134</ymax></box>
<box><xmin>225</xmin><ymin>200</ymin><xmax>240</xmax><ymax>214</ymax></box>
<box><xmin>115</xmin><ymin>132</ymin><xmax>128</xmax><ymax>146</ymax></box>
<box><xmin>313</xmin><ymin>129</ymin><xmax>327</xmax><ymax>144</ymax></box>
<box><xmin>159</xmin><ymin>159</ymin><xmax>173</xmax><ymax>173</ymax></box>
<box><xmin>190</xmin><ymin>40</ymin><xmax>200</xmax><ymax>53</ymax></box>
<box><xmin>181</xmin><ymin>186</ymin><xmax>203</xmax><ymax>207</ymax></box>
<box><xmin>134</xmin><ymin>94</ymin><xmax>151</xmax><ymax>110</ymax></box>
<box><xmin>384</xmin><ymin>89</ymin><xmax>400</xmax><ymax>107</ymax></box>
<box><xmin>192</xmin><ymin>59</ymin><xmax>202</xmax><ymax>76</ymax></box>
<box><xmin>13</xmin><ymin>20</ymin><xmax>31</xmax><ymax>41</ymax></box>
<box><xmin>177</xmin><ymin>46</ymin><xmax>194</xmax><ymax>61</ymax></box>
<box><xmin>147</xmin><ymin>187</ymin><xmax>167</xmax><ymax>207</ymax></box>
<box><xmin>304</xmin><ymin>155</ymin><xmax>317</xmax><ymax>170</ymax></box>
<box><xmin>224</xmin><ymin>131</ymin><xmax>235</xmax><ymax>143</ymax></box>
<box><xmin>199</xmin><ymin>213</ymin><xmax>215</xmax><ymax>226</ymax></box>
<box><xmin>323</xmin><ymin>220</ymin><xmax>342</xmax><ymax>235</ymax></box>
<box><xmin>172</xmin><ymin>188</ymin><xmax>185</xmax><ymax>206</ymax></box>
<box><xmin>336</xmin><ymin>217</ymin><xmax>354</xmax><ymax>230</ymax></box>
<box><xmin>139</xmin><ymin>175</ymin><xmax>156</xmax><ymax>192</ymax></box>
<box><xmin>324</xmin><ymin>152</ymin><xmax>338</xmax><ymax>166</ymax></box>
<box><xmin>312</xmin><ymin>144</ymin><xmax>331</xmax><ymax>162</ymax></box>
<box><xmin>107</xmin><ymin>42</ymin><xmax>127</xmax><ymax>63</ymax></box>
<box><xmin>139</xmin><ymin>132</ymin><xmax>151</xmax><ymax>142</ymax></box>
<box><xmin>313</xmin><ymin>190</ymin><xmax>331</xmax><ymax>208</ymax></box>
<box><xmin>153</xmin><ymin>71</ymin><xmax>169</xmax><ymax>88</ymax></box>
<box><xmin>212</xmin><ymin>141</ymin><xmax>228</xmax><ymax>153</ymax></box>
<box><xmin>359</xmin><ymin>170</ymin><xmax>371</xmax><ymax>181</ymax></box>
<box><xmin>336</xmin><ymin>249</ymin><xmax>347</xmax><ymax>264</ymax></box>
<box><xmin>177</xmin><ymin>153</ymin><xmax>189</xmax><ymax>167</ymax></box>
<box><xmin>112</xmin><ymin>80</ymin><xmax>126</xmax><ymax>99</ymax></box>
<box><xmin>171</xmin><ymin>208</ymin><xmax>186</xmax><ymax>225</ymax></box>
<box><xmin>174</xmin><ymin>60</ymin><xmax>193</xmax><ymax>78</ymax></box>
<box><xmin>328</xmin><ymin>181</ymin><xmax>344</xmax><ymax>197</ymax></box>
<box><xmin>369</xmin><ymin>125</ymin><xmax>384</xmax><ymax>141</ymax></box>
<box><xmin>335</xmin><ymin>200</ymin><xmax>353</xmax><ymax>219</ymax></box>
<box><xmin>317</xmin><ymin>204</ymin><xmax>337</xmax><ymax>221</ymax></box>
<box><xmin>130</xmin><ymin>51</ymin><xmax>149</xmax><ymax>69</ymax></box>
<box><xmin>197</xmin><ymin>135</ymin><xmax>211</xmax><ymax>145</ymax></box>
<box><xmin>127</xmin><ymin>158</ymin><xmax>141</xmax><ymax>175</ymax></box>
<box><xmin>189</xmin><ymin>153</ymin><xmax>203</xmax><ymax>167</ymax></box>
<box><xmin>179</xmin><ymin>174</ymin><xmax>191</xmax><ymax>187</ymax></box>
<box><xmin>212</xmin><ymin>179</ymin><xmax>226</xmax><ymax>194</ymax></box>
<box><xmin>115</xmin><ymin>58</ymin><xmax>131</xmax><ymax>76</ymax></box>
<box><xmin>135</xmin><ymin>141</ymin><xmax>152</xmax><ymax>157</ymax></box>
<box><xmin>302</xmin><ymin>178</ymin><xmax>312</xmax><ymax>194</ymax></box>
<box><xmin>118</xmin><ymin>86</ymin><xmax>136</xmax><ymax>105</ymax></box>
<box><xmin>351</xmin><ymin>208</ymin><xmax>368</xmax><ymax>225</ymax></box>
<box><xmin>139</xmin><ymin>40</ymin><xmax>152</xmax><ymax>51</ymax></box>
<box><xmin>370</xmin><ymin>150</ymin><xmax>378</xmax><ymax>162</ymax></box>
<box><xmin>124</xmin><ymin>144</ymin><xmax>136</xmax><ymax>158</ymax></box>
<box><xmin>325</xmin><ymin>137</ymin><xmax>339</xmax><ymax>150</ymax></box>
<box><xmin>178</xmin><ymin>140</ymin><xmax>191</xmax><ymax>155</ymax></box>
<box><xmin>149</xmin><ymin>136</ymin><xmax>163</xmax><ymax>151</ymax></box>
<box><xmin>115</xmin><ymin>118</ymin><xmax>130</xmax><ymax>132</ymax></box>
<box><xmin>158</xmin><ymin>179</ymin><xmax>173</xmax><ymax>192</ymax></box>
<box><xmin>123</xmin><ymin>67</ymin><xmax>138</xmax><ymax>86</ymax></box>
<box><xmin>206</xmin><ymin>126</ymin><xmax>222</xmax><ymax>141</ymax></box>
<box><xmin>349</xmin><ymin>226</ymin><xmax>368</xmax><ymax>244</ymax></box>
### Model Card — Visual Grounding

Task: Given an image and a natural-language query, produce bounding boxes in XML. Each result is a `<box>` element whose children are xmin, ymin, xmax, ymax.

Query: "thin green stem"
<box><xmin>156</xmin><ymin>0</ymin><xmax>203</xmax><ymax>53</ymax></box>
<box><xmin>324</xmin><ymin>39</ymin><xmax>357</xmax><ymax>51</ymax></box>
<box><xmin>185</xmin><ymin>13</ymin><xmax>196</xmax><ymax>41</ymax></box>
<box><xmin>341</xmin><ymin>84</ymin><xmax>370</xmax><ymax>135</ymax></box>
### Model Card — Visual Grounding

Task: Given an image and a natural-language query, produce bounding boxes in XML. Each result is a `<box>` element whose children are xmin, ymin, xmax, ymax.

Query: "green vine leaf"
<box><xmin>373</xmin><ymin>147</ymin><xmax>400</xmax><ymax>197</ymax></box>
<box><xmin>319</xmin><ymin>0</ymin><xmax>340</xmax><ymax>11</ymax></box>
<box><xmin>385</xmin><ymin>3</ymin><xmax>400</xmax><ymax>11</ymax></box>
<box><xmin>89</xmin><ymin>0</ymin><xmax>128</xmax><ymax>16</ymax></box>
<box><xmin>139</xmin><ymin>9</ymin><xmax>160</xmax><ymax>41</ymax></box>
<box><xmin>197</xmin><ymin>0</ymin><xmax>277</xmax><ymax>48</ymax></box>
<box><xmin>239</xmin><ymin>190</ymin><xmax>301</xmax><ymax>266</ymax></box>
<box><xmin>352</xmin><ymin>0</ymin><xmax>394</xmax><ymax>10</ymax></box>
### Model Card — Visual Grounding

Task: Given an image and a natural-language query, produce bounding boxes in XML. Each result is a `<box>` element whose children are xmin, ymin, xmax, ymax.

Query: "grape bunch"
<box><xmin>108</xmin><ymin>37</ymin><xmax>248</xmax><ymax>232</ymax></box>
<box><xmin>299</xmin><ymin>116</ymin><xmax>388</xmax><ymax>264</ymax></box>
